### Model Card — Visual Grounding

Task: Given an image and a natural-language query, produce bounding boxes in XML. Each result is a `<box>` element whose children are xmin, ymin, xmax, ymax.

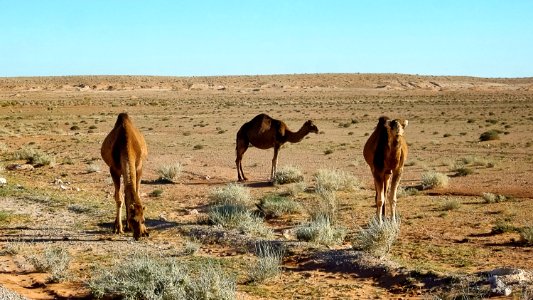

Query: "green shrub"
<box><xmin>248</xmin><ymin>241</ymin><xmax>285</xmax><ymax>283</ymax></box>
<box><xmin>491</xmin><ymin>220</ymin><xmax>517</xmax><ymax>234</ymax></box>
<box><xmin>353</xmin><ymin>216</ymin><xmax>401</xmax><ymax>259</ymax></box>
<box><xmin>149</xmin><ymin>189</ymin><xmax>164</xmax><ymax>197</ymax></box>
<box><xmin>259</xmin><ymin>194</ymin><xmax>301</xmax><ymax>217</ymax></box>
<box><xmin>88</xmin><ymin>254</ymin><xmax>236</xmax><ymax>300</ymax></box>
<box><xmin>272</xmin><ymin>165</ymin><xmax>304</xmax><ymax>185</ymax></box>
<box><xmin>296</xmin><ymin>216</ymin><xmax>346</xmax><ymax>246</ymax></box>
<box><xmin>26</xmin><ymin>246</ymin><xmax>71</xmax><ymax>283</ymax></box>
<box><xmin>209</xmin><ymin>183</ymin><xmax>251</xmax><ymax>206</ymax></box>
<box><xmin>208</xmin><ymin>204</ymin><xmax>272</xmax><ymax>237</ymax></box>
<box><xmin>421</xmin><ymin>171</ymin><xmax>449</xmax><ymax>189</ymax></box>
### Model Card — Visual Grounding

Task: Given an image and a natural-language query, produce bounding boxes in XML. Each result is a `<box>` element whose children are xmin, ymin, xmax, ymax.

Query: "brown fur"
<box><xmin>363</xmin><ymin>116</ymin><xmax>408</xmax><ymax>223</ymax></box>
<box><xmin>236</xmin><ymin>113</ymin><xmax>319</xmax><ymax>182</ymax></box>
<box><xmin>101</xmin><ymin>113</ymin><xmax>149</xmax><ymax>240</ymax></box>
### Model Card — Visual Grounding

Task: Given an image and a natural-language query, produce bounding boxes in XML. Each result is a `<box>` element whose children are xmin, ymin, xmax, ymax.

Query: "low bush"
<box><xmin>208</xmin><ymin>204</ymin><xmax>272</xmax><ymax>237</ymax></box>
<box><xmin>296</xmin><ymin>216</ymin><xmax>346</xmax><ymax>246</ymax></box>
<box><xmin>157</xmin><ymin>162</ymin><xmax>182</xmax><ymax>182</ymax></box>
<box><xmin>520</xmin><ymin>226</ymin><xmax>533</xmax><ymax>245</ymax></box>
<box><xmin>421</xmin><ymin>171</ymin><xmax>449</xmax><ymax>189</ymax></box>
<box><xmin>259</xmin><ymin>194</ymin><xmax>301</xmax><ymax>217</ymax></box>
<box><xmin>209</xmin><ymin>183</ymin><xmax>251</xmax><ymax>206</ymax></box>
<box><xmin>12</xmin><ymin>147</ymin><xmax>55</xmax><ymax>166</ymax></box>
<box><xmin>353</xmin><ymin>216</ymin><xmax>401</xmax><ymax>259</ymax></box>
<box><xmin>26</xmin><ymin>246</ymin><xmax>71</xmax><ymax>283</ymax></box>
<box><xmin>272</xmin><ymin>165</ymin><xmax>304</xmax><ymax>185</ymax></box>
<box><xmin>482</xmin><ymin>192</ymin><xmax>507</xmax><ymax>203</ymax></box>
<box><xmin>479</xmin><ymin>130</ymin><xmax>500</xmax><ymax>141</ymax></box>
<box><xmin>89</xmin><ymin>254</ymin><xmax>236</xmax><ymax>300</ymax></box>
<box><xmin>248</xmin><ymin>241</ymin><xmax>285</xmax><ymax>283</ymax></box>
<box><xmin>314</xmin><ymin>169</ymin><xmax>359</xmax><ymax>192</ymax></box>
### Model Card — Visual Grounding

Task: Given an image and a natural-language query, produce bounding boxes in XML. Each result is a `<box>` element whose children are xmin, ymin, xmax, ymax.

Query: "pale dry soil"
<box><xmin>0</xmin><ymin>74</ymin><xmax>532</xmax><ymax>299</ymax></box>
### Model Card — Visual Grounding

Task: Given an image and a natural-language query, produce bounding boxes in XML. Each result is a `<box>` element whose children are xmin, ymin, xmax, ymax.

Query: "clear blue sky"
<box><xmin>1</xmin><ymin>1</ymin><xmax>532</xmax><ymax>77</ymax></box>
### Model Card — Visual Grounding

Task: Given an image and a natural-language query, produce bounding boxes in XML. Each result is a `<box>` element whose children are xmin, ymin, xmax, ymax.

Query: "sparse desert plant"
<box><xmin>272</xmin><ymin>165</ymin><xmax>304</xmax><ymax>185</ymax></box>
<box><xmin>479</xmin><ymin>130</ymin><xmax>500</xmax><ymax>141</ymax></box>
<box><xmin>282</xmin><ymin>181</ymin><xmax>307</xmax><ymax>196</ymax></box>
<box><xmin>451</xmin><ymin>165</ymin><xmax>473</xmax><ymax>177</ymax></box>
<box><xmin>421</xmin><ymin>171</ymin><xmax>449</xmax><ymax>189</ymax></box>
<box><xmin>26</xmin><ymin>246</ymin><xmax>71</xmax><ymax>283</ymax></box>
<box><xmin>353</xmin><ymin>216</ymin><xmax>401</xmax><ymax>259</ymax></box>
<box><xmin>482</xmin><ymin>192</ymin><xmax>507</xmax><ymax>203</ymax></box>
<box><xmin>441</xmin><ymin>198</ymin><xmax>461</xmax><ymax>211</ymax></box>
<box><xmin>295</xmin><ymin>216</ymin><xmax>346</xmax><ymax>246</ymax></box>
<box><xmin>491</xmin><ymin>219</ymin><xmax>517</xmax><ymax>234</ymax></box>
<box><xmin>156</xmin><ymin>161</ymin><xmax>182</xmax><ymax>182</ymax></box>
<box><xmin>208</xmin><ymin>204</ymin><xmax>272</xmax><ymax>237</ymax></box>
<box><xmin>86</xmin><ymin>163</ymin><xmax>100</xmax><ymax>173</ymax></box>
<box><xmin>12</xmin><ymin>147</ymin><xmax>55</xmax><ymax>166</ymax></box>
<box><xmin>67</xmin><ymin>204</ymin><xmax>94</xmax><ymax>214</ymax></box>
<box><xmin>149</xmin><ymin>189</ymin><xmax>164</xmax><ymax>197</ymax></box>
<box><xmin>182</xmin><ymin>239</ymin><xmax>201</xmax><ymax>255</ymax></box>
<box><xmin>314</xmin><ymin>169</ymin><xmax>359</xmax><ymax>192</ymax></box>
<box><xmin>258</xmin><ymin>194</ymin><xmax>301</xmax><ymax>217</ymax></box>
<box><xmin>209</xmin><ymin>183</ymin><xmax>251</xmax><ymax>206</ymax></box>
<box><xmin>88</xmin><ymin>253</ymin><xmax>236</xmax><ymax>300</ymax></box>
<box><xmin>248</xmin><ymin>241</ymin><xmax>285</xmax><ymax>283</ymax></box>
<box><xmin>0</xmin><ymin>285</ymin><xmax>26</xmax><ymax>300</ymax></box>
<box><xmin>519</xmin><ymin>226</ymin><xmax>533</xmax><ymax>245</ymax></box>
<box><xmin>397</xmin><ymin>186</ymin><xmax>419</xmax><ymax>198</ymax></box>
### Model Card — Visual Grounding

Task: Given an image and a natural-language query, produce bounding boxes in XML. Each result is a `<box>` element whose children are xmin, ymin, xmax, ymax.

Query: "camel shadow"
<box><xmin>243</xmin><ymin>181</ymin><xmax>273</xmax><ymax>188</ymax></box>
<box><xmin>97</xmin><ymin>218</ymin><xmax>178</xmax><ymax>232</ymax></box>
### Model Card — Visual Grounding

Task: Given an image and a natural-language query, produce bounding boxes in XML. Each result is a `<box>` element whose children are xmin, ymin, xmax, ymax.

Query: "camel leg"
<box><xmin>389</xmin><ymin>170</ymin><xmax>402</xmax><ymax>222</ymax></box>
<box><xmin>271</xmin><ymin>145</ymin><xmax>280</xmax><ymax>182</ymax></box>
<box><xmin>373</xmin><ymin>173</ymin><xmax>385</xmax><ymax>224</ymax></box>
<box><xmin>136</xmin><ymin>163</ymin><xmax>149</xmax><ymax>237</ymax></box>
<box><xmin>236</xmin><ymin>141</ymin><xmax>249</xmax><ymax>181</ymax></box>
<box><xmin>110</xmin><ymin>168</ymin><xmax>124</xmax><ymax>234</ymax></box>
<box><xmin>383</xmin><ymin>172</ymin><xmax>392</xmax><ymax>220</ymax></box>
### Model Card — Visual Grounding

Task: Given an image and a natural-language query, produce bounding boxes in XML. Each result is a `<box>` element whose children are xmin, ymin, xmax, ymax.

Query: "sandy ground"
<box><xmin>0</xmin><ymin>74</ymin><xmax>532</xmax><ymax>299</ymax></box>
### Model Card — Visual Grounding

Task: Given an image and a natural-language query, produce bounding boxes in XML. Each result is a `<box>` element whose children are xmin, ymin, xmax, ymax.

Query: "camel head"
<box><xmin>386</xmin><ymin>119</ymin><xmax>408</xmax><ymax>137</ymax></box>
<box><xmin>129</xmin><ymin>203</ymin><xmax>148</xmax><ymax>240</ymax></box>
<box><xmin>304</xmin><ymin>120</ymin><xmax>319</xmax><ymax>134</ymax></box>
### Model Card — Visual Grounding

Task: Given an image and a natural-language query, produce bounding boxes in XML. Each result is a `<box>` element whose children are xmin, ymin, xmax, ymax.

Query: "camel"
<box><xmin>101</xmin><ymin>113</ymin><xmax>149</xmax><ymax>240</ymax></box>
<box><xmin>236</xmin><ymin>113</ymin><xmax>319</xmax><ymax>182</ymax></box>
<box><xmin>363</xmin><ymin>116</ymin><xmax>408</xmax><ymax>224</ymax></box>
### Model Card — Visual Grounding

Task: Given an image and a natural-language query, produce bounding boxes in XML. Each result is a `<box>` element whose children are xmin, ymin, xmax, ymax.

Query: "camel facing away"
<box><xmin>363</xmin><ymin>116</ymin><xmax>408</xmax><ymax>224</ymax></box>
<box><xmin>101</xmin><ymin>113</ymin><xmax>149</xmax><ymax>240</ymax></box>
<box><xmin>236</xmin><ymin>113</ymin><xmax>319</xmax><ymax>182</ymax></box>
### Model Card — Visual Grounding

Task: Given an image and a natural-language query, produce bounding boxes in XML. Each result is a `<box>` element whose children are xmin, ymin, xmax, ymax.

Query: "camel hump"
<box><xmin>115</xmin><ymin>113</ymin><xmax>131</xmax><ymax>128</ymax></box>
<box><xmin>377</xmin><ymin>116</ymin><xmax>390</xmax><ymax>127</ymax></box>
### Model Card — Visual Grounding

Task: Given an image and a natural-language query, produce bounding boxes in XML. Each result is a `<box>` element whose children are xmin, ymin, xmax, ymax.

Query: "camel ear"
<box><xmin>402</xmin><ymin>120</ymin><xmax>408</xmax><ymax>128</ymax></box>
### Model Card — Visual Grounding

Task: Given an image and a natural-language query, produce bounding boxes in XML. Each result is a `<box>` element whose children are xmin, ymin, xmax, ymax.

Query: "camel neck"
<box><xmin>286</xmin><ymin>126</ymin><xmax>309</xmax><ymax>143</ymax></box>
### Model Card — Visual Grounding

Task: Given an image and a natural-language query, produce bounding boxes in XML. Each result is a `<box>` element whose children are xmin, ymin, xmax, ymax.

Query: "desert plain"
<box><xmin>0</xmin><ymin>73</ymin><xmax>532</xmax><ymax>299</ymax></box>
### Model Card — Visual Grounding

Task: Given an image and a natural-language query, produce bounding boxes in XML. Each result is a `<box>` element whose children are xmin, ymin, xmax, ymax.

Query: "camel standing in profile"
<box><xmin>101</xmin><ymin>113</ymin><xmax>149</xmax><ymax>240</ymax></box>
<box><xmin>236</xmin><ymin>113</ymin><xmax>319</xmax><ymax>182</ymax></box>
<box><xmin>363</xmin><ymin>116</ymin><xmax>408</xmax><ymax>224</ymax></box>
